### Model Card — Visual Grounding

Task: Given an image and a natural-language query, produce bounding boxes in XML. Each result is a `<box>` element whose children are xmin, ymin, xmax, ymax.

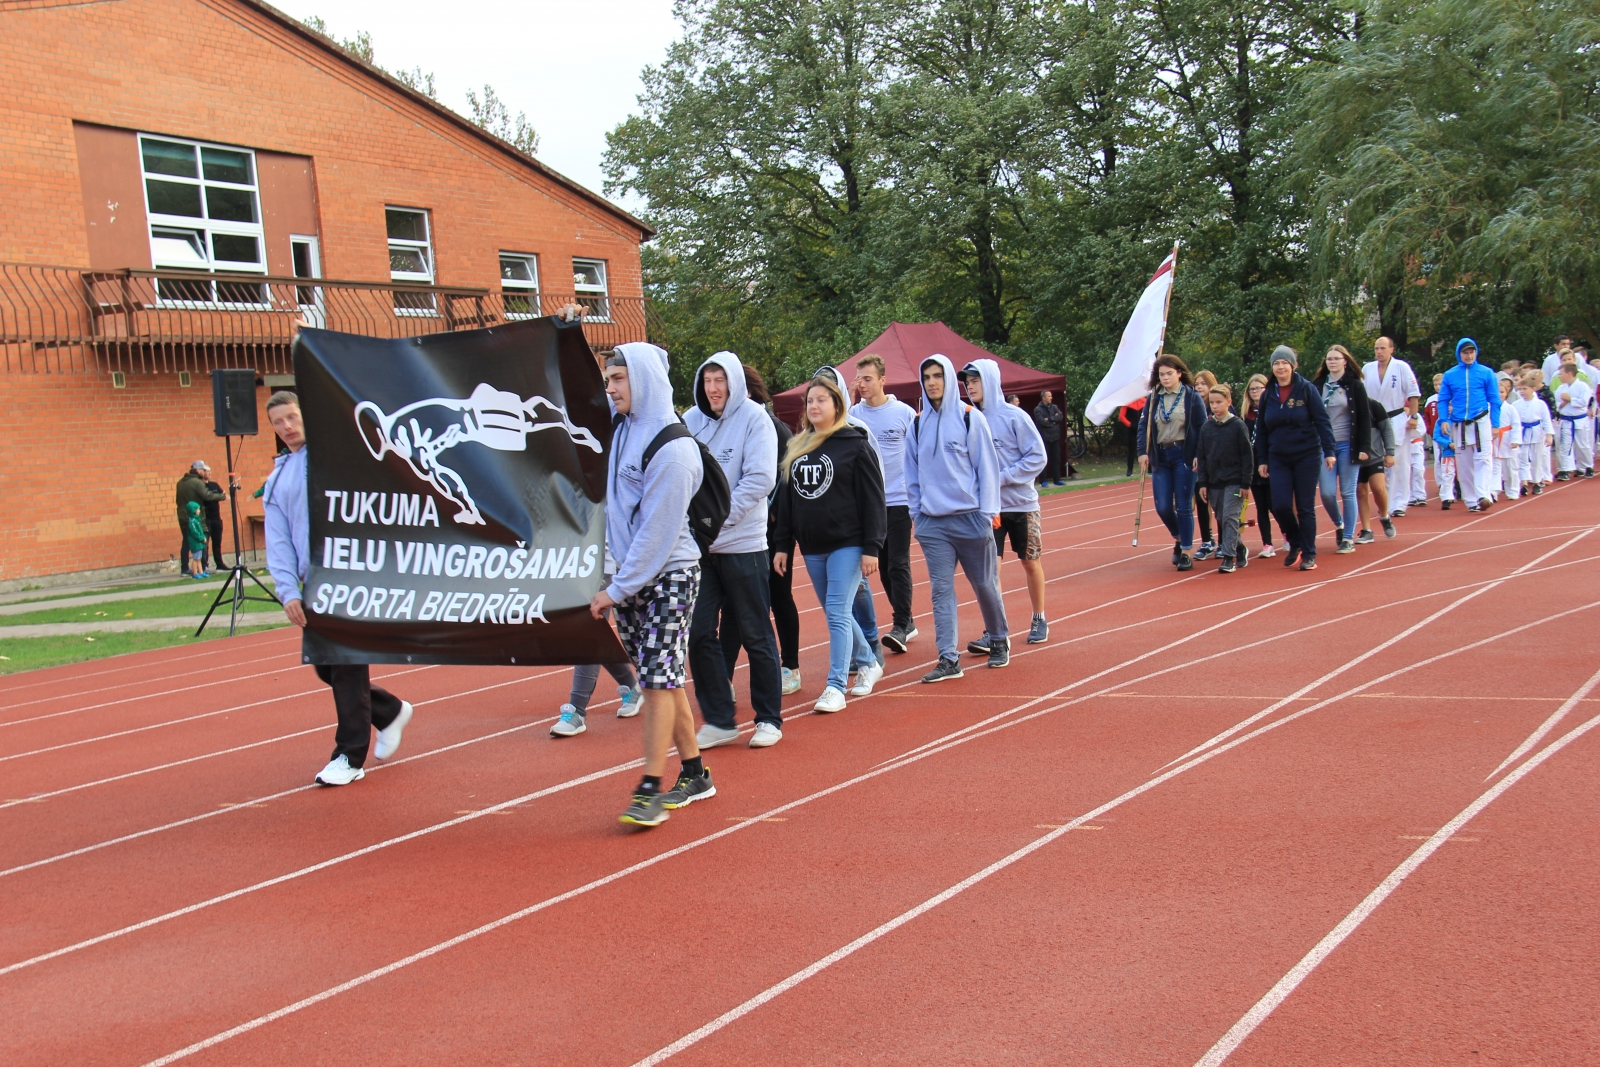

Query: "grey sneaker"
<box><xmin>659</xmin><ymin>769</ymin><xmax>716</xmax><ymax>809</ymax></box>
<box><xmin>966</xmin><ymin>633</ymin><xmax>992</xmax><ymax>656</ymax></box>
<box><xmin>695</xmin><ymin>723</ymin><xmax>740</xmax><ymax>749</ymax></box>
<box><xmin>1381</xmin><ymin>518</ymin><xmax>1396</xmax><ymax>538</ymax></box>
<box><xmin>617</xmin><ymin>686</ymin><xmax>641</xmax><ymax>718</ymax></box>
<box><xmin>922</xmin><ymin>657</ymin><xmax>964</xmax><ymax>683</ymax></box>
<box><xmin>1337</xmin><ymin>539</ymin><xmax>1356</xmax><ymax>554</ymax></box>
<box><xmin>1355</xmin><ymin>529</ymin><xmax>1375</xmax><ymax>544</ymax></box>
<box><xmin>549</xmin><ymin>704</ymin><xmax>586</xmax><ymax>737</ymax></box>
<box><xmin>881</xmin><ymin>627</ymin><xmax>909</xmax><ymax>654</ymax></box>
<box><xmin>987</xmin><ymin>637</ymin><xmax>1010</xmax><ymax>669</ymax></box>
<box><xmin>781</xmin><ymin>668</ymin><xmax>801</xmax><ymax>695</ymax></box>
<box><xmin>1027</xmin><ymin>616</ymin><xmax>1048</xmax><ymax>644</ymax></box>
<box><xmin>619</xmin><ymin>792</ymin><xmax>668</xmax><ymax>827</ymax></box>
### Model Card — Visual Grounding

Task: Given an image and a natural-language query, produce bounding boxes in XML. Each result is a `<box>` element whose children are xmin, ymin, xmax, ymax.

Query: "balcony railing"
<box><xmin>0</xmin><ymin>262</ymin><xmax>661</xmax><ymax>375</ymax></box>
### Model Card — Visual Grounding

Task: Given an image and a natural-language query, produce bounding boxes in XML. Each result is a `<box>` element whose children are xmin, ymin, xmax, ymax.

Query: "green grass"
<box><xmin>1038</xmin><ymin>455</ymin><xmax>1139</xmax><ymax>495</ymax></box>
<box><xmin>0</xmin><ymin>586</ymin><xmax>282</xmax><ymax>627</ymax></box>
<box><xmin>0</xmin><ymin>625</ymin><xmax>286</xmax><ymax>674</ymax></box>
<box><xmin>3</xmin><ymin>577</ymin><xmax>208</xmax><ymax>606</ymax></box>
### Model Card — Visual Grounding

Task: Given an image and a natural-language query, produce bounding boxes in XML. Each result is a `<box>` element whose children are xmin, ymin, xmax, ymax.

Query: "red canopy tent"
<box><xmin>772</xmin><ymin>322</ymin><xmax>1067</xmax><ymax>434</ymax></box>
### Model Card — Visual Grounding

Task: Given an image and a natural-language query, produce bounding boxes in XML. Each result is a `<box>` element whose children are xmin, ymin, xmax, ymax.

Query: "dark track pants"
<box><xmin>314</xmin><ymin>664</ymin><xmax>403</xmax><ymax>768</ymax></box>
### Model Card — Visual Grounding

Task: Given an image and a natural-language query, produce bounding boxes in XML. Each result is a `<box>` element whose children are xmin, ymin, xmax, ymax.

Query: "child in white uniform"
<box><xmin>1513</xmin><ymin>372</ymin><xmax>1553</xmax><ymax>495</ymax></box>
<box><xmin>1554</xmin><ymin>364</ymin><xmax>1595</xmax><ymax>478</ymax></box>
<box><xmin>1495</xmin><ymin>374</ymin><xmax>1520</xmax><ymax>499</ymax></box>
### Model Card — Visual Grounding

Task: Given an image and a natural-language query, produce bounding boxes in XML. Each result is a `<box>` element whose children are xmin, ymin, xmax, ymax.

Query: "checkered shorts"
<box><xmin>613</xmin><ymin>565</ymin><xmax>700</xmax><ymax>689</ymax></box>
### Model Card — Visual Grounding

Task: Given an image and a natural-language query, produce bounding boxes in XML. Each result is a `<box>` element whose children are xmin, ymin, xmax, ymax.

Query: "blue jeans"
<box><xmin>1269</xmin><ymin>450</ymin><xmax>1322</xmax><ymax>560</ymax></box>
<box><xmin>1318</xmin><ymin>440</ymin><xmax>1359</xmax><ymax>541</ymax></box>
<box><xmin>1150</xmin><ymin>446</ymin><xmax>1195</xmax><ymax>549</ymax></box>
<box><xmin>851</xmin><ymin>582</ymin><xmax>881</xmax><ymax>668</ymax></box>
<box><xmin>915</xmin><ymin>511</ymin><xmax>1009</xmax><ymax>661</ymax></box>
<box><xmin>804</xmin><ymin>547</ymin><xmax>873</xmax><ymax>692</ymax></box>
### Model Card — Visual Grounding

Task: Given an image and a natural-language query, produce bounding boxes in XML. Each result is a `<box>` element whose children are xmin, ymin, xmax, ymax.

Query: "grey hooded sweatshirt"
<box><xmin>963</xmin><ymin>358</ymin><xmax>1046</xmax><ymax>512</ymax></box>
<box><xmin>604</xmin><ymin>342</ymin><xmax>704</xmax><ymax>603</ymax></box>
<box><xmin>683</xmin><ymin>351</ymin><xmax>777</xmax><ymax>555</ymax></box>
<box><xmin>905</xmin><ymin>353</ymin><xmax>1001</xmax><ymax>521</ymax></box>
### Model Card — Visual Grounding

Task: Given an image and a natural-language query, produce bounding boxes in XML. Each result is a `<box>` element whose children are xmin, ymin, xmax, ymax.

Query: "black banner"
<box><xmin>292</xmin><ymin>317</ymin><xmax>625</xmax><ymax>666</ymax></box>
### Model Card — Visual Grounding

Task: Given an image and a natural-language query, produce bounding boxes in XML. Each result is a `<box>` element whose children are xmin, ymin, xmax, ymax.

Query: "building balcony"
<box><xmin>0</xmin><ymin>262</ymin><xmax>659</xmax><ymax>376</ymax></box>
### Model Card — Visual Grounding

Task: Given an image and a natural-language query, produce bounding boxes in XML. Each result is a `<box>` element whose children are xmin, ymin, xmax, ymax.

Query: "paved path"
<box><xmin>0</xmin><ymin>614</ymin><xmax>286</xmax><ymax>638</ymax></box>
<box><xmin>0</xmin><ymin>577</ymin><xmax>278</xmax><ymax>617</ymax></box>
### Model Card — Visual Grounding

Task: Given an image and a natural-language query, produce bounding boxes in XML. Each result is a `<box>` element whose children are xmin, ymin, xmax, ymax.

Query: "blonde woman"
<box><xmin>772</xmin><ymin>375</ymin><xmax>887</xmax><ymax>713</ymax></box>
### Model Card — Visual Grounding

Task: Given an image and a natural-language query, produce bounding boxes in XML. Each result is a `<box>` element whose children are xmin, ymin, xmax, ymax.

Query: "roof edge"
<box><xmin>239</xmin><ymin>0</ymin><xmax>656</xmax><ymax>241</ymax></box>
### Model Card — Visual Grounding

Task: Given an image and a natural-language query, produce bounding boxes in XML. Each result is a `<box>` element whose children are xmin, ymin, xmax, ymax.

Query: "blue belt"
<box><xmin>1559</xmin><ymin>413</ymin><xmax>1585</xmax><ymax>423</ymax></box>
<box><xmin>1521</xmin><ymin>420</ymin><xmax>1541</xmax><ymax>430</ymax></box>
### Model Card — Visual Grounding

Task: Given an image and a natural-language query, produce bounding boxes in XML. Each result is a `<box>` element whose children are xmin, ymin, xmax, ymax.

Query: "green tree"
<box><xmin>466</xmin><ymin>84</ymin><xmax>540</xmax><ymax>156</ymax></box>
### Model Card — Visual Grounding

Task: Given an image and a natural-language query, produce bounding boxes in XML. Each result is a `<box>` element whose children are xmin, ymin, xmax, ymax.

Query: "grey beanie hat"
<box><xmin>1270</xmin><ymin>345</ymin><xmax>1298</xmax><ymax>367</ymax></box>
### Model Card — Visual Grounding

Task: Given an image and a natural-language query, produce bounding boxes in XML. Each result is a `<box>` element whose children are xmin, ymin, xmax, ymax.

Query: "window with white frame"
<box><xmin>500</xmin><ymin>253</ymin><xmax>540</xmax><ymax>318</ymax></box>
<box><xmin>139</xmin><ymin>134</ymin><xmax>266</xmax><ymax>303</ymax></box>
<box><xmin>572</xmin><ymin>258</ymin><xmax>609</xmax><ymax>320</ymax></box>
<box><xmin>387</xmin><ymin>207</ymin><xmax>435</xmax><ymax>313</ymax></box>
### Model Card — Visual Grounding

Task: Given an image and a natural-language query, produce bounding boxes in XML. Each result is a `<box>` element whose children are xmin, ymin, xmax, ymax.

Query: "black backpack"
<box><xmin>639</xmin><ymin>421</ymin><xmax>732</xmax><ymax>554</ymax></box>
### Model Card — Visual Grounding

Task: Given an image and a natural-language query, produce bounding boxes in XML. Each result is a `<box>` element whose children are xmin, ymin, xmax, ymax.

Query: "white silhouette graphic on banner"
<box><xmin>355</xmin><ymin>383</ymin><xmax>602</xmax><ymax>525</ymax></box>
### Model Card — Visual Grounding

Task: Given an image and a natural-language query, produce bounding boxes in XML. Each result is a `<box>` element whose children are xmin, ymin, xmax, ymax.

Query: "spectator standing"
<box><xmin>183</xmin><ymin>502</ymin><xmax>208</xmax><ymax>578</ymax></box>
<box><xmin>175</xmin><ymin>461</ymin><xmax>224</xmax><ymax>569</ymax></box>
<box><xmin>1032</xmin><ymin>391</ymin><xmax>1066</xmax><ymax>486</ymax></box>
<box><xmin>850</xmin><ymin>354</ymin><xmax>920</xmax><ymax>653</ymax></box>
<box><xmin>202</xmin><ymin>468</ymin><xmax>227</xmax><ymax>571</ymax></box>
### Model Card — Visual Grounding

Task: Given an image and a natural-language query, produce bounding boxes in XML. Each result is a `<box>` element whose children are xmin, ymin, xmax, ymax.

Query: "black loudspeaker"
<box><xmin>212</xmin><ymin>368</ymin><xmax>259</xmax><ymax>436</ymax></box>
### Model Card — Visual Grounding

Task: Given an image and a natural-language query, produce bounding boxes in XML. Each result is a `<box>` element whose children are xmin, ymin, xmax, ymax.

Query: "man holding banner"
<box><xmin>263</xmin><ymin>390</ymin><xmax>414</xmax><ymax>787</ymax></box>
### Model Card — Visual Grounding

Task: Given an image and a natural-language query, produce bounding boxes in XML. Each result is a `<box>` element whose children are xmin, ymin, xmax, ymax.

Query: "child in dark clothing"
<box><xmin>1197</xmin><ymin>384</ymin><xmax>1253</xmax><ymax>573</ymax></box>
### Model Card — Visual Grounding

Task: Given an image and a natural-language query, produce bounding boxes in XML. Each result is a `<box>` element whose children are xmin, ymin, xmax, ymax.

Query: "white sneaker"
<box><xmin>373</xmin><ymin>701</ymin><xmax>413</xmax><ymax>760</ymax></box>
<box><xmin>749</xmin><ymin>722</ymin><xmax>783</xmax><ymax>747</ymax></box>
<box><xmin>315</xmin><ymin>754</ymin><xmax>364</xmax><ymax>786</ymax></box>
<box><xmin>549</xmin><ymin>704</ymin><xmax>586</xmax><ymax>737</ymax></box>
<box><xmin>848</xmin><ymin>661</ymin><xmax>882</xmax><ymax>697</ymax></box>
<box><xmin>781</xmin><ymin>668</ymin><xmax>802</xmax><ymax>695</ymax></box>
<box><xmin>813</xmin><ymin>686</ymin><xmax>847</xmax><ymax>713</ymax></box>
<box><xmin>1257</xmin><ymin>544</ymin><xmax>1276</xmax><ymax>559</ymax></box>
<box><xmin>696</xmin><ymin>723</ymin><xmax>740</xmax><ymax>749</ymax></box>
<box><xmin>616</xmin><ymin>686</ymin><xmax>641</xmax><ymax>718</ymax></box>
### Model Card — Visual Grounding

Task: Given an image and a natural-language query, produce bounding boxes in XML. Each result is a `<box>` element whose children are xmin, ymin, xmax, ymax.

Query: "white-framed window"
<box><xmin>572</xmin><ymin>257</ymin><xmax>609</xmax><ymax>321</ymax></box>
<box><xmin>386</xmin><ymin>206</ymin><xmax>435</xmax><ymax>314</ymax></box>
<box><xmin>500</xmin><ymin>253</ymin><xmax>540</xmax><ymax>319</ymax></box>
<box><xmin>139</xmin><ymin>134</ymin><xmax>266</xmax><ymax>305</ymax></box>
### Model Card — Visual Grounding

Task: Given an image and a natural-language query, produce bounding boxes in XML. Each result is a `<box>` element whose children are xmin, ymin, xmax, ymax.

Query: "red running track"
<box><xmin>3</xmin><ymin>479</ymin><xmax>1597</xmax><ymax>1066</ymax></box>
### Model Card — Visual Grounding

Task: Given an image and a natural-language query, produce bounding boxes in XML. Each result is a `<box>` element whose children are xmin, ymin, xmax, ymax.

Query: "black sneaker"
<box><xmin>1355</xmin><ymin>529</ymin><xmax>1375</xmax><ymax>544</ymax></box>
<box><xmin>1467</xmin><ymin>503</ymin><xmax>1482</xmax><ymax>513</ymax></box>
<box><xmin>660</xmin><ymin>769</ymin><xmax>716</xmax><ymax>809</ymax></box>
<box><xmin>1176</xmin><ymin>551</ymin><xmax>1193</xmax><ymax>571</ymax></box>
<box><xmin>881</xmin><ymin>627</ymin><xmax>909</xmax><ymax>654</ymax></box>
<box><xmin>1283</xmin><ymin>546</ymin><xmax>1302</xmax><ymax>567</ymax></box>
<box><xmin>1440</xmin><ymin>499</ymin><xmax>1452</xmax><ymax>510</ymax></box>
<box><xmin>966</xmin><ymin>633</ymin><xmax>992</xmax><ymax>656</ymax></box>
<box><xmin>1411</xmin><ymin>498</ymin><xmax>1428</xmax><ymax>507</ymax></box>
<box><xmin>1299</xmin><ymin>557</ymin><xmax>1318</xmax><ymax>571</ymax></box>
<box><xmin>619</xmin><ymin>792</ymin><xmax>668</xmax><ymax>828</ymax></box>
<box><xmin>1556</xmin><ymin>472</ymin><xmax>1572</xmax><ymax>481</ymax></box>
<box><xmin>1219</xmin><ymin>559</ymin><xmax>1236</xmax><ymax>574</ymax></box>
<box><xmin>1236</xmin><ymin>547</ymin><xmax>1249</xmax><ymax>569</ymax></box>
<box><xmin>987</xmin><ymin>637</ymin><xmax>1010</xmax><ymax>669</ymax></box>
<box><xmin>922</xmin><ymin>657</ymin><xmax>964</xmax><ymax>683</ymax></box>
<box><xmin>1171</xmin><ymin>541</ymin><xmax>1182</xmax><ymax>566</ymax></box>
<box><xmin>1586</xmin><ymin>469</ymin><xmax>1596</xmax><ymax>478</ymax></box>
<box><xmin>1380</xmin><ymin>518</ymin><xmax>1395</xmax><ymax>538</ymax></box>
<box><xmin>1532</xmin><ymin>484</ymin><xmax>1544</xmax><ymax>495</ymax></box>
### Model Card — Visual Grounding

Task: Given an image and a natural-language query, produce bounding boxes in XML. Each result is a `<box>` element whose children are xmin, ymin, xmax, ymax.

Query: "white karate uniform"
<box><xmin>1449</xmin><ymin>415</ymin><xmax>1496</xmax><ymax>504</ymax></box>
<box><xmin>1554</xmin><ymin>378</ymin><xmax>1595</xmax><ymax>472</ymax></box>
<box><xmin>1495</xmin><ymin>398</ymin><xmax>1519</xmax><ymax>498</ymax></box>
<box><xmin>1513</xmin><ymin>394</ymin><xmax>1552</xmax><ymax>485</ymax></box>
<box><xmin>1364</xmin><ymin>358</ymin><xmax>1422</xmax><ymax>512</ymax></box>
<box><xmin>1408</xmin><ymin>431</ymin><xmax>1427</xmax><ymax>501</ymax></box>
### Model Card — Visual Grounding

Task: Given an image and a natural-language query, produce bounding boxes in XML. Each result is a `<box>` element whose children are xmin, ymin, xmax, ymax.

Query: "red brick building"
<box><xmin>0</xmin><ymin>0</ymin><xmax>654</xmax><ymax>586</ymax></box>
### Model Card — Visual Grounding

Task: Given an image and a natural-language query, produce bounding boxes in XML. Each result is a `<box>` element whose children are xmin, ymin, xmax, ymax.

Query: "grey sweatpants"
<box><xmin>1210</xmin><ymin>484</ymin><xmax>1245</xmax><ymax>561</ymax></box>
<box><xmin>915</xmin><ymin>511</ymin><xmax>1009</xmax><ymax>660</ymax></box>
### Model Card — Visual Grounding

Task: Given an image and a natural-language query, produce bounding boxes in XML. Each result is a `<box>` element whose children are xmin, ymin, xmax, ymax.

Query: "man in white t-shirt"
<box><xmin>1362</xmin><ymin>336</ymin><xmax>1423</xmax><ymax>514</ymax></box>
<box><xmin>850</xmin><ymin>354</ymin><xmax>920</xmax><ymax>653</ymax></box>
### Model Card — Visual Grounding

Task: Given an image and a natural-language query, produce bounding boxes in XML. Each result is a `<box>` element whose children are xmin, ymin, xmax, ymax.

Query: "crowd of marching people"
<box><xmin>263</xmin><ymin>326</ymin><xmax>1595</xmax><ymax>828</ymax></box>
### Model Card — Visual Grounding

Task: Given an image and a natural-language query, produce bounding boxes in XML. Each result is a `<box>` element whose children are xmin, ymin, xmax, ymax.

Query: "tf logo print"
<box><xmin>792</xmin><ymin>453</ymin><xmax>834</xmax><ymax>500</ymax></box>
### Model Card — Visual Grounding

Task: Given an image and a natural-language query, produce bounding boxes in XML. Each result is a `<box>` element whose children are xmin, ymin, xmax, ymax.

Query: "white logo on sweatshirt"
<box><xmin>792</xmin><ymin>454</ymin><xmax>834</xmax><ymax>500</ymax></box>
<box><xmin>355</xmin><ymin>383</ymin><xmax>602</xmax><ymax>526</ymax></box>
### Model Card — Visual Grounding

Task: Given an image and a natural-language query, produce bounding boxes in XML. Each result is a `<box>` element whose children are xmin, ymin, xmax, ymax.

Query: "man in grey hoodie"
<box><xmin>906</xmin><ymin>354</ymin><xmax>1009</xmax><ymax>682</ymax></box>
<box><xmin>684</xmin><ymin>352</ymin><xmax>785</xmax><ymax>750</ymax></box>
<box><xmin>593</xmin><ymin>342</ymin><xmax>711</xmax><ymax>828</ymax></box>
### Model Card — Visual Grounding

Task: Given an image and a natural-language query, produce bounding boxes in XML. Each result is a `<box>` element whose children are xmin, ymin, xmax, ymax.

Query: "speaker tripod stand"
<box><xmin>196</xmin><ymin>433</ymin><xmax>280</xmax><ymax>637</ymax></box>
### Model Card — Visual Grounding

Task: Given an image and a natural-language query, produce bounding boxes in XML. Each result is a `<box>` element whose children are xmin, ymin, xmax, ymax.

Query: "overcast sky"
<box><xmin>280</xmin><ymin>0</ymin><xmax>680</xmax><ymax>213</ymax></box>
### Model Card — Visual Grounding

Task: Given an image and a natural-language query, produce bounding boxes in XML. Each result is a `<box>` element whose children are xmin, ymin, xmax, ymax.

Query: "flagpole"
<box><xmin>1132</xmin><ymin>241</ymin><xmax>1180</xmax><ymax>546</ymax></box>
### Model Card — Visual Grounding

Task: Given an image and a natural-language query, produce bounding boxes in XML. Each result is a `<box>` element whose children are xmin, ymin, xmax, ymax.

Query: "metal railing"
<box><xmin>0</xmin><ymin>262</ymin><xmax>659</xmax><ymax>375</ymax></box>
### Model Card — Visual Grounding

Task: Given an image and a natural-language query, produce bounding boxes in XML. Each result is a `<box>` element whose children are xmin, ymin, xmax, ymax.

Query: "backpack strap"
<box><xmin>641</xmin><ymin>420</ymin><xmax>692</xmax><ymax>470</ymax></box>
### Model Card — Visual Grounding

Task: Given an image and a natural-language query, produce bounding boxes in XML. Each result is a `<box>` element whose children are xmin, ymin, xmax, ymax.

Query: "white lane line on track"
<box><xmin>1484</xmin><ymin>667</ymin><xmax>1600</xmax><ymax>780</ymax></box>
<box><xmin>1193</xmin><ymin>676</ymin><xmax>1600</xmax><ymax>1067</ymax></box>
<box><xmin>0</xmin><ymin>630</ymin><xmax>297</xmax><ymax>702</ymax></box>
<box><xmin>124</xmin><ymin>567</ymin><xmax>1597</xmax><ymax>1065</ymax></box>
<box><xmin>0</xmin><ymin>649</ymin><xmax>299</xmax><ymax>717</ymax></box>
<box><xmin>1153</xmin><ymin>524</ymin><xmax>1593</xmax><ymax>772</ymax></box>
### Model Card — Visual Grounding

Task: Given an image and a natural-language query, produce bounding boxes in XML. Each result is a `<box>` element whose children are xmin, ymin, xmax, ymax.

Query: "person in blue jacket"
<box><xmin>1136</xmin><ymin>353</ymin><xmax>1209</xmax><ymax>571</ymax></box>
<box><xmin>1435</xmin><ymin>337</ymin><xmax>1502</xmax><ymax>511</ymax></box>
<box><xmin>1253</xmin><ymin>345</ymin><xmax>1337</xmax><ymax>571</ymax></box>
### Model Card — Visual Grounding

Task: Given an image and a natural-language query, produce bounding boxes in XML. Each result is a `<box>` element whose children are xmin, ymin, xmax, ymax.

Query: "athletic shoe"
<box><xmin>1176</xmin><ymin>552</ymin><xmax>1193</xmax><ymax>571</ymax></box>
<box><xmin>1355</xmin><ymin>529</ymin><xmax>1375</xmax><ymax>544</ymax></box>
<box><xmin>619</xmin><ymin>792</ymin><xmax>668</xmax><ymax>827</ymax></box>
<box><xmin>1466</xmin><ymin>503</ymin><xmax>1482</xmax><ymax>512</ymax></box>
<box><xmin>814</xmin><ymin>686</ymin><xmax>847</xmax><ymax>713</ymax></box>
<box><xmin>849</xmin><ymin>661</ymin><xmax>883</xmax><ymax>697</ymax></box>
<box><xmin>749</xmin><ymin>722</ymin><xmax>782</xmax><ymax>748</ymax></box>
<box><xmin>881</xmin><ymin>627</ymin><xmax>909</xmax><ymax>654</ymax></box>
<box><xmin>1532</xmin><ymin>484</ymin><xmax>1544</xmax><ymax>495</ymax></box>
<box><xmin>1556</xmin><ymin>472</ymin><xmax>1572</xmax><ymax>481</ymax></box>
<box><xmin>1381</xmin><ymin>518</ymin><xmax>1396</xmax><ymax>538</ymax></box>
<box><xmin>1236</xmin><ymin>547</ymin><xmax>1249</xmax><ymax>569</ymax></box>
<box><xmin>1390</xmin><ymin>508</ymin><xmax>1406</xmax><ymax>518</ymax></box>
<box><xmin>1219</xmin><ymin>559</ymin><xmax>1236</xmax><ymax>574</ymax></box>
<box><xmin>1027</xmin><ymin>616</ymin><xmax>1049</xmax><ymax>644</ymax></box>
<box><xmin>617</xmin><ymin>686</ymin><xmax>641</xmax><ymax>718</ymax></box>
<box><xmin>905</xmin><ymin>626</ymin><xmax>920</xmax><ymax>643</ymax></box>
<box><xmin>1193</xmin><ymin>541</ymin><xmax>1217</xmax><ymax>561</ymax></box>
<box><xmin>1171</xmin><ymin>541</ymin><xmax>1182</xmax><ymax>566</ymax></box>
<box><xmin>1299</xmin><ymin>557</ymin><xmax>1317</xmax><ymax>571</ymax></box>
<box><xmin>1258</xmin><ymin>544</ymin><xmax>1277</xmax><ymax>559</ymax></box>
<box><xmin>781</xmin><ymin>668</ymin><xmax>802</xmax><ymax>695</ymax></box>
<box><xmin>549</xmin><ymin>705</ymin><xmax>586</xmax><ymax>738</ymax></box>
<box><xmin>1284</xmin><ymin>547</ymin><xmax>1302</xmax><ymax>568</ymax></box>
<box><xmin>315</xmin><ymin>754</ymin><xmax>364</xmax><ymax>786</ymax></box>
<box><xmin>660</xmin><ymin>769</ymin><xmax>716</xmax><ymax>809</ymax></box>
<box><xmin>374</xmin><ymin>700</ymin><xmax>413</xmax><ymax>760</ymax></box>
<box><xmin>967</xmin><ymin>633</ymin><xmax>992</xmax><ymax>656</ymax></box>
<box><xmin>729</xmin><ymin>681</ymin><xmax>737</xmax><ymax>703</ymax></box>
<box><xmin>1586</xmin><ymin>469</ymin><xmax>1596</xmax><ymax>478</ymax></box>
<box><xmin>922</xmin><ymin>657</ymin><xmax>964</xmax><ymax>683</ymax></box>
<box><xmin>1440</xmin><ymin>499</ymin><xmax>1453</xmax><ymax>510</ymax></box>
<box><xmin>987</xmin><ymin>637</ymin><xmax>1010</xmax><ymax>669</ymax></box>
<box><xmin>695</xmin><ymin>723</ymin><xmax>740</xmax><ymax>749</ymax></box>
<box><xmin>1477</xmin><ymin>497</ymin><xmax>1492</xmax><ymax>510</ymax></box>
<box><xmin>1337</xmin><ymin>539</ymin><xmax>1355</xmax><ymax>554</ymax></box>
<box><xmin>1055</xmin><ymin>479</ymin><xmax>1066</xmax><ymax>486</ymax></box>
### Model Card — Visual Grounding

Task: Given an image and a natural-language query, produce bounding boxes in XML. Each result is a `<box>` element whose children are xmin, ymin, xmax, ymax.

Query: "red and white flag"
<box><xmin>1085</xmin><ymin>248</ymin><xmax>1177</xmax><ymax>425</ymax></box>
